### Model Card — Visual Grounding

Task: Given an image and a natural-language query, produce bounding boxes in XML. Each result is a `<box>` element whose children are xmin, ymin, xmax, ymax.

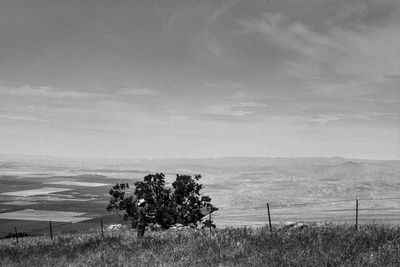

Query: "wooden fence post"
<box><xmin>49</xmin><ymin>221</ymin><xmax>53</xmax><ymax>240</ymax></box>
<box><xmin>355</xmin><ymin>198</ymin><xmax>359</xmax><ymax>230</ymax></box>
<box><xmin>267</xmin><ymin>203</ymin><xmax>272</xmax><ymax>232</ymax></box>
<box><xmin>209</xmin><ymin>213</ymin><xmax>212</xmax><ymax>236</ymax></box>
<box><xmin>101</xmin><ymin>218</ymin><xmax>104</xmax><ymax>237</ymax></box>
<box><xmin>14</xmin><ymin>227</ymin><xmax>18</xmax><ymax>243</ymax></box>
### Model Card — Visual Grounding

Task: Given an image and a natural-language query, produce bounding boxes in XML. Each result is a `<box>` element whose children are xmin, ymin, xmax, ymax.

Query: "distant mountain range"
<box><xmin>1</xmin><ymin>153</ymin><xmax>399</xmax><ymax>177</ymax></box>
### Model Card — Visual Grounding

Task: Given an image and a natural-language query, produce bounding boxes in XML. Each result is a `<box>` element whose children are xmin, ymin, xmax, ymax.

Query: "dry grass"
<box><xmin>1</xmin><ymin>223</ymin><xmax>399</xmax><ymax>266</ymax></box>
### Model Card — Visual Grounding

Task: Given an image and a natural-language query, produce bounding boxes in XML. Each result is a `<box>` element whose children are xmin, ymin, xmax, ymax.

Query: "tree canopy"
<box><xmin>106</xmin><ymin>173</ymin><xmax>218</xmax><ymax>229</ymax></box>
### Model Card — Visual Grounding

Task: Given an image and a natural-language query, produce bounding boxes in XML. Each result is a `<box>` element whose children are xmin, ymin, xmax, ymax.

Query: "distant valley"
<box><xmin>0</xmin><ymin>154</ymin><xmax>399</xmax><ymax>232</ymax></box>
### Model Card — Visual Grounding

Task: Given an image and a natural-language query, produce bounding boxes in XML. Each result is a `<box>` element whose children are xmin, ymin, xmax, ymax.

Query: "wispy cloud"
<box><xmin>304</xmin><ymin>112</ymin><xmax>398</xmax><ymax>124</ymax></box>
<box><xmin>306</xmin><ymin>114</ymin><xmax>342</xmax><ymax>124</ymax></box>
<box><xmin>200</xmin><ymin>32</ymin><xmax>227</xmax><ymax>59</ymax></box>
<box><xmin>241</xmin><ymin>12</ymin><xmax>344</xmax><ymax>62</ymax></box>
<box><xmin>0</xmin><ymin>85</ymin><xmax>105</xmax><ymax>99</ymax></box>
<box><xmin>207</xmin><ymin>104</ymin><xmax>253</xmax><ymax>116</ymax></box>
<box><xmin>231</xmin><ymin>102</ymin><xmax>267</xmax><ymax>108</ymax></box>
<box><xmin>0</xmin><ymin>114</ymin><xmax>48</xmax><ymax>122</ymax></box>
<box><xmin>206</xmin><ymin>101</ymin><xmax>267</xmax><ymax>117</ymax></box>
<box><xmin>241</xmin><ymin>6</ymin><xmax>399</xmax><ymax>83</ymax></box>
<box><xmin>204</xmin><ymin>81</ymin><xmax>248</xmax><ymax>90</ymax></box>
<box><xmin>117</xmin><ymin>88</ymin><xmax>160</xmax><ymax>96</ymax></box>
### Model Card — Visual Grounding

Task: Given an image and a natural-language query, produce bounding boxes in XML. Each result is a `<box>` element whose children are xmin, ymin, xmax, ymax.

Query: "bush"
<box><xmin>106</xmin><ymin>173</ymin><xmax>218</xmax><ymax>229</ymax></box>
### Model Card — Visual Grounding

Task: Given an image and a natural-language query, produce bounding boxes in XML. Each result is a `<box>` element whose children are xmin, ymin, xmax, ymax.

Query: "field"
<box><xmin>1</xmin><ymin>224</ymin><xmax>400</xmax><ymax>266</ymax></box>
<box><xmin>0</xmin><ymin>187</ymin><xmax>73</xmax><ymax>197</ymax></box>
<box><xmin>0</xmin><ymin>210</ymin><xmax>91</xmax><ymax>223</ymax></box>
<box><xmin>0</xmin><ymin>173</ymin><xmax>131</xmax><ymax>237</ymax></box>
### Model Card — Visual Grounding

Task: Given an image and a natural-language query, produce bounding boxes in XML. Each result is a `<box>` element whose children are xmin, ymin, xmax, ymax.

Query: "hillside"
<box><xmin>1</xmin><ymin>224</ymin><xmax>399</xmax><ymax>266</ymax></box>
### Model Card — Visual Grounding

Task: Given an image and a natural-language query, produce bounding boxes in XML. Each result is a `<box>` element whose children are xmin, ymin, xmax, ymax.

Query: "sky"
<box><xmin>0</xmin><ymin>0</ymin><xmax>399</xmax><ymax>160</ymax></box>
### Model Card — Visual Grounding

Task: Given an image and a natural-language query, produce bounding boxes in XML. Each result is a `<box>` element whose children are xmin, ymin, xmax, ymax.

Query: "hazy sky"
<box><xmin>0</xmin><ymin>0</ymin><xmax>399</xmax><ymax>160</ymax></box>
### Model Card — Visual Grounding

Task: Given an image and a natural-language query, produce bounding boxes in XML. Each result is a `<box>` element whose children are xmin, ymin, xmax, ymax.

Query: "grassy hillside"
<box><xmin>1</xmin><ymin>224</ymin><xmax>399</xmax><ymax>266</ymax></box>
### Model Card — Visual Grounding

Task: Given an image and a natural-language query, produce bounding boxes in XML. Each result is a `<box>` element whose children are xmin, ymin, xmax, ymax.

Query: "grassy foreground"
<box><xmin>1</xmin><ymin>224</ymin><xmax>399</xmax><ymax>266</ymax></box>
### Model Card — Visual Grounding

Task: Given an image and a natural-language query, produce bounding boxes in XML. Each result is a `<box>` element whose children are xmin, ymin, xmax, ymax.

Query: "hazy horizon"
<box><xmin>1</xmin><ymin>152</ymin><xmax>398</xmax><ymax>162</ymax></box>
<box><xmin>1</xmin><ymin>0</ymin><xmax>399</xmax><ymax>160</ymax></box>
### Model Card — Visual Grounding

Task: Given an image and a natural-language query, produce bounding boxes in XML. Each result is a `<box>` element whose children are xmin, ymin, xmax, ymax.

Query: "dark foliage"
<box><xmin>172</xmin><ymin>174</ymin><xmax>218</xmax><ymax>228</ymax></box>
<box><xmin>106</xmin><ymin>183</ymin><xmax>136</xmax><ymax>221</ymax></box>
<box><xmin>134</xmin><ymin>173</ymin><xmax>175</xmax><ymax>228</ymax></box>
<box><xmin>107</xmin><ymin>173</ymin><xmax>218</xmax><ymax>229</ymax></box>
<box><xmin>4</xmin><ymin>232</ymin><xmax>29</xmax><ymax>239</ymax></box>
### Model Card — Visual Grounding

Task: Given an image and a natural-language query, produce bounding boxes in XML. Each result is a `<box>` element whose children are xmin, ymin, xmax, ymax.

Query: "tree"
<box><xmin>106</xmin><ymin>173</ymin><xmax>218</xmax><ymax>229</ymax></box>
<box><xmin>134</xmin><ymin>173</ymin><xmax>175</xmax><ymax>228</ymax></box>
<box><xmin>106</xmin><ymin>183</ymin><xmax>136</xmax><ymax>220</ymax></box>
<box><xmin>172</xmin><ymin>174</ymin><xmax>218</xmax><ymax>227</ymax></box>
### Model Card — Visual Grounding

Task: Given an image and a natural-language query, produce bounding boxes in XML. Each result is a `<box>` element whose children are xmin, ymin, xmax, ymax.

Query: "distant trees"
<box><xmin>106</xmin><ymin>173</ymin><xmax>218</xmax><ymax>229</ymax></box>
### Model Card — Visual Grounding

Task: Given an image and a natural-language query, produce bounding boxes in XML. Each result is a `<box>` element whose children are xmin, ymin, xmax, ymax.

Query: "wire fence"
<box><xmin>1</xmin><ymin>196</ymin><xmax>399</xmax><ymax>241</ymax></box>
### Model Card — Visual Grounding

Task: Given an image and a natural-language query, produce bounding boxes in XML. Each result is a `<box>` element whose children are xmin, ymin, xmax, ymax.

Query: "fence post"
<box><xmin>101</xmin><ymin>218</ymin><xmax>104</xmax><ymax>237</ymax></box>
<box><xmin>355</xmin><ymin>198</ymin><xmax>358</xmax><ymax>230</ymax></box>
<box><xmin>209</xmin><ymin>213</ymin><xmax>212</xmax><ymax>236</ymax></box>
<box><xmin>14</xmin><ymin>227</ymin><xmax>18</xmax><ymax>243</ymax></box>
<box><xmin>49</xmin><ymin>220</ymin><xmax>53</xmax><ymax>240</ymax></box>
<box><xmin>267</xmin><ymin>203</ymin><xmax>272</xmax><ymax>232</ymax></box>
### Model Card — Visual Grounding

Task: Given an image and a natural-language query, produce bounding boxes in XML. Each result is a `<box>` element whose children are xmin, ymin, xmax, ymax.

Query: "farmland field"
<box><xmin>0</xmin><ymin>170</ymin><xmax>131</xmax><ymax>237</ymax></box>
<box><xmin>0</xmin><ymin>210</ymin><xmax>91</xmax><ymax>223</ymax></box>
<box><xmin>1</xmin><ymin>154</ymin><xmax>400</xmax><ymax>238</ymax></box>
<box><xmin>46</xmin><ymin>181</ymin><xmax>110</xmax><ymax>187</ymax></box>
<box><xmin>0</xmin><ymin>187</ymin><xmax>73</xmax><ymax>196</ymax></box>
<box><xmin>2</xmin><ymin>201</ymin><xmax>37</xmax><ymax>206</ymax></box>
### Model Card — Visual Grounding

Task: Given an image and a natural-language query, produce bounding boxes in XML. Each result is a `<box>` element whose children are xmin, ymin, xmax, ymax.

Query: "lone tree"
<box><xmin>106</xmin><ymin>173</ymin><xmax>218</xmax><ymax>229</ymax></box>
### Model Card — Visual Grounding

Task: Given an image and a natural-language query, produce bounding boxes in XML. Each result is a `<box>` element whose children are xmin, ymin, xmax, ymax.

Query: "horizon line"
<box><xmin>1</xmin><ymin>152</ymin><xmax>398</xmax><ymax>162</ymax></box>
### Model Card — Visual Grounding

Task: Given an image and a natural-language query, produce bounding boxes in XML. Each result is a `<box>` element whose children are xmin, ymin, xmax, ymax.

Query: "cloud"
<box><xmin>200</xmin><ymin>32</ymin><xmax>227</xmax><ymax>59</ymax></box>
<box><xmin>0</xmin><ymin>85</ymin><xmax>104</xmax><ymax>99</ymax></box>
<box><xmin>231</xmin><ymin>102</ymin><xmax>267</xmax><ymax>108</ymax></box>
<box><xmin>0</xmin><ymin>114</ymin><xmax>47</xmax><ymax>122</ymax></box>
<box><xmin>306</xmin><ymin>114</ymin><xmax>342</xmax><ymax>124</ymax></box>
<box><xmin>117</xmin><ymin>88</ymin><xmax>160</xmax><ymax>96</ymax></box>
<box><xmin>207</xmin><ymin>104</ymin><xmax>253</xmax><ymax>116</ymax></box>
<box><xmin>322</xmin><ymin>0</ymin><xmax>399</xmax><ymax>30</ymax></box>
<box><xmin>0</xmin><ymin>84</ymin><xmax>116</xmax><ymax>129</ymax></box>
<box><xmin>205</xmin><ymin>81</ymin><xmax>248</xmax><ymax>90</ymax></box>
<box><xmin>207</xmin><ymin>0</ymin><xmax>237</xmax><ymax>23</ymax></box>
<box><xmin>241</xmin><ymin>6</ymin><xmax>399</xmax><ymax>82</ymax></box>
<box><xmin>305</xmin><ymin>112</ymin><xmax>387</xmax><ymax>124</ymax></box>
<box><xmin>241</xmin><ymin>12</ymin><xmax>344</xmax><ymax>62</ymax></box>
<box><xmin>206</xmin><ymin>101</ymin><xmax>267</xmax><ymax>117</ymax></box>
